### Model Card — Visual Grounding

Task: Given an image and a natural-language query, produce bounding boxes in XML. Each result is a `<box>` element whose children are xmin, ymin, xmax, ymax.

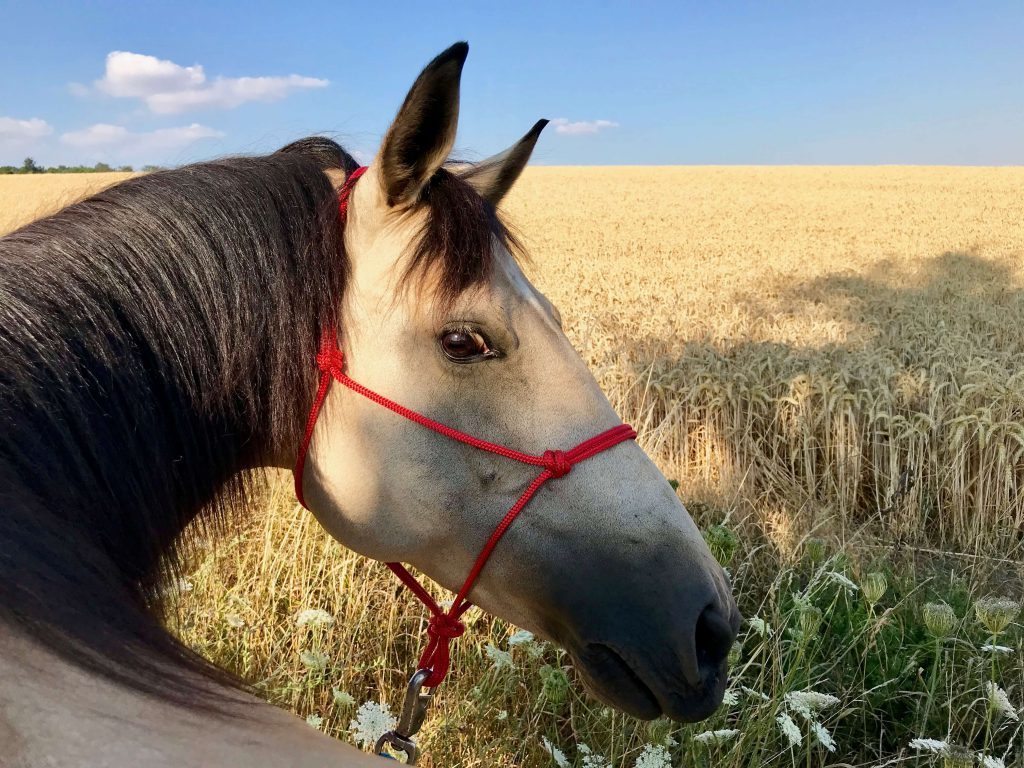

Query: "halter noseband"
<box><xmin>292</xmin><ymin>165</ymin><xmax>636</xmax><ymax>739</ymax></box>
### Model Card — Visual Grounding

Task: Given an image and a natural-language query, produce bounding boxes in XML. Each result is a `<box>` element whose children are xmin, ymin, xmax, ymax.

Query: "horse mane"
<box><xmin>0</xmin><ymin>137</ymin><xmax>514</xmax><ymax>706</ymax></box>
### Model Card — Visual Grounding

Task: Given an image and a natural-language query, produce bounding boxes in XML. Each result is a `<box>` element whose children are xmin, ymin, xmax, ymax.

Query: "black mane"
<box><xmin>0</xmin><ymin>137</ymin><xmax>512</xmax><ymax>703</ymax></box>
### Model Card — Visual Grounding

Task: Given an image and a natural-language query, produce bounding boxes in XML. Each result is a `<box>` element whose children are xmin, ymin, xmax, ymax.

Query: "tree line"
<box><xmin>0</xmin><ymin>157</ymin><xmax>165</xmax><ymax>175</ymax></box>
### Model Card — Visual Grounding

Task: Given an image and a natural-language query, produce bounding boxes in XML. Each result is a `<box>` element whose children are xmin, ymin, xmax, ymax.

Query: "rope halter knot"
<box><xmin>315</xmin><ymin>345</ymin><xmax>344</xmax><ymax>376</ymax></box>
<box><xmin>426</xmin><ymin>612</ymin><xmax>466</xmax><ymax>642</ymax></box>
<box><xmin>542</xmin><ymin>449</ymin><xmax>572</xmax><ymax>478</ymax></box>
<box><xmin>292</xmin><ymin>166</ymin><xmax>638</xmax><ymax>690</ymax></box>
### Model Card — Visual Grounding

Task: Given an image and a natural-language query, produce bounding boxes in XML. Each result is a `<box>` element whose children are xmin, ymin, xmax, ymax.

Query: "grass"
<box><xmin>3</xmin><ymin>166</ymin><xmax>1024</xmax><ymax>766</ymax></box>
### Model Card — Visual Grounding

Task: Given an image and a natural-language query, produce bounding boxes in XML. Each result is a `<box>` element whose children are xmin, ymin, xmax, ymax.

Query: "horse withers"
<box><xmin>0</xmin><ymin>42</ymin><xmax>738</xmax><ymax>767</ymax></box>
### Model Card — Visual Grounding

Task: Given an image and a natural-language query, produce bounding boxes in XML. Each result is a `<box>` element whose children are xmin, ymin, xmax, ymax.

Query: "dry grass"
<box><xmin>5</xmin><ymin>167</ymin><xmax>1024</xmax><ymax>766</ymax></box>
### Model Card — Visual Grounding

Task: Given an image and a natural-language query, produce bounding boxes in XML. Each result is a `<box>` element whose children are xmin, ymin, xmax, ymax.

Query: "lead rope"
<box><xmin>293</xmin><ymin>166</ymin><xmax>636</xmax><ymax>763</ymax></box>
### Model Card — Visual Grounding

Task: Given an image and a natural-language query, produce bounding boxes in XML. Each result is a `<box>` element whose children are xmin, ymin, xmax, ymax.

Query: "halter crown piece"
<box><xmin>293</xmin><ymin>166</ymin><xmax>637</xmax><ymax>762</ymax></box>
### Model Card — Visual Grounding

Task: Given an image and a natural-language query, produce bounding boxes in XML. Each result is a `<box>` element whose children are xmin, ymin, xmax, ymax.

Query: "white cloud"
<box><xmin>0</xmin><ymin>116</ymin><xmax>53</xmax><ymax>145</ymax></box>
<box><xmin>60</xmin><ymin>122</ymin><xmax>224</xmax><ymax>160</ymax></box>
<box><xmin>93</xmin><ymin>51</ymin><xmax>328</xmax><ymax>114</ymax></box>
<box><xmin>551</xmin><ymin>117</ymin><xmax>619</xmax><ymax>136</ymax></box>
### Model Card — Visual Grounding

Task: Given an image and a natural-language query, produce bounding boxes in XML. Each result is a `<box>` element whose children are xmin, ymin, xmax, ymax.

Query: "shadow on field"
<box><xmin>607</xmin><ymin>249</ymin><xmax>1024</xmax><ymax>563</ymax></box>
<box><xmin>765</xmin><ymin>250</ymin><xmax>1024</xmax><ymax>361</ymax></box>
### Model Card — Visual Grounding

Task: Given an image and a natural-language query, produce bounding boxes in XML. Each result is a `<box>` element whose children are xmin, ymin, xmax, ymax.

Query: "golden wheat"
<box><xmin>0</xmin><ymin>172</ymin><xmax>133</xmax><ymax>233</ymax></box>
<box><xmin>5</xmin><ymin>167</ymin><xmax>1024</xmax><ymax>765</ymax></box>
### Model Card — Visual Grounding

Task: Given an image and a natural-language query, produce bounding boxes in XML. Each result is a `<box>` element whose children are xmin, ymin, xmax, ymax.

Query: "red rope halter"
<box><xmin>293</xmin><ymin>166</ymin><xmax>637</xmax><ymax>688</ymax></box>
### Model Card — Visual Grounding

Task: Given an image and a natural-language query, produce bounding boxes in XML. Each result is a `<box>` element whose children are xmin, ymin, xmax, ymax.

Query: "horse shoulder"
<box><xmin>0</xmin><ymin>630</ymin><xmax>382</xmax><ymax>768</ymax></box>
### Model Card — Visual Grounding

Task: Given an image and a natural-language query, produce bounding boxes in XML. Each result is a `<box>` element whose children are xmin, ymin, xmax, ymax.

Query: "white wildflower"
<box><xmin>496</xmin><ymin>710</ymin><xmax>508</xmax><ymax>721</ymax></box>
<box><xmin>978</xmin><ymin>755</ymin><xmax>1006</xmax><ymax>768</ymax></box>
<box><xmin>633</xmin><ymin>743</ymin><xmax>672</xmax><ymax>768</ymax></box>
<box><xmin>662</xmin><ymin>734</ymin><xmax>677</xmax><ymax>747</ymax></box>
<box><xmin>508</xmin><ymin>628</ymin><xmax>536</xmax><ymax>646</ymax></box>
<box><xmin>981</xmin><ymin>644</ymin><xmax>1015</xmax><ymax>654</ymax></box>
<box><xmin>747</xmin><ymin>617</ymin><xmax>772</xmax><ymax>637</ymax></box>
<box><xmin>540</xmin><ymin>736</ymin><xmax>569</xmax><ymax>767</ymax></box>
<box><xmin>299</xmin><ymin>650</ymin><xmax>329</xmax><ymax>671</ymax></box>
<box><xmin>224</xmin><ymin>613</ymin><xmax>245</xmax><ymax>629</ymax></box>
<box><xmin>305</xmin><ymin>713</ymin><xmax>324</xmax><ymax>729</ymax></box>
<box><xmin>331</xmin><ymin>688</ymin><xmax>355</xmax><ymax>707</ymax></box>
<box><xmin>909</xmin><ymin>737</ymin><xmax>948</xmax><ymax>754</ymax></box>
<box><xmin>741</xmin><ymin>685</ymin><xmax>771</xmax><ymax>701</ymax></box>
<box><xmin>348</xmin><ymin>701</ymin><xmax>396</xmax><ymax>748</ymax></box>
<box><xmin>526</xmin><ymin>641</ymin><xmax>547</xmax><ymax>659</ymax></box>
<box><xmin>579</xmin><ymin>744</ymin><xmax>611</xmax><ymax>768</ymax></box>
<box><xmin>484</xmin><ymin>642</ymin><xmax>514</xmax><ymax>670</ymax></box>
<box><xmin>582</xmin><ymin>751</ymin><xmax>611</xmax><ymax>768</ymax></box>
<box><xmin>296</xmin><ymin>608</ymin><xmax>335</xmax><ymax>627</ymax></box>
<box><xmin>826</xmin><ymin>571</ymin><xmax>859</xmax><ymax>592</ymax></box>
<box><xmin>693</xmin><ymin>728</ymin><xmax>739</xmax><ymax>744</ymax></box>
<box><xmin>722</xmin><ymin>688</ymin><xmax>740</xmax><ymax>707</ymax></box>
<box><xmin>985</xmin><ymin>681</ymin><xmax>1019</xmax><ymax>721</ymax></box>
<box><xmin>785</xmin><ymin>690</ymin><xmax>840</xmax><ymax>720</ymax></box>
<box><xmin>777</xmin><ymin>713</ymin><xmax>802</xmax><ymax>747</ymax></box>
<box><xmin>810</xmin><ymin>721</ymin><xmax>835</xmax><ymax>752</ymax></box>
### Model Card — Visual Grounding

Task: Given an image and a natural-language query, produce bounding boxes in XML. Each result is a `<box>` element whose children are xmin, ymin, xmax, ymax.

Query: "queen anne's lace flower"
<box><xmin>508</xmin><ymin>629</ymin><xmax>535</xmax><ymax>645</ymax></box>
<box><xmin>299</xmin><ymin>650</ymin><xmax>328</xmax><ymax>670</ymax></box>
<box><xmin>633</xmin><ymin>743</ymin><xmax>672</xmax><ymax>768</ymax></box>
<box><xmin>978</xmin><ymin>755</ymin><xmax>1006</xmax><ymax>768</ymax></box>
<box><xmin>540</xmin><ymin>736</ymin><xmax>569</xmax><ymax>767</ymax></box>
<box><xmin>860</xmin><ymin>572</ymin><xmax>887</xmax><ymax>605</ymax></box>
<box><xmin>331</xmin><ymin>688</ymin><xmax>355</xmax><ymax>707</ymax></box>
<box><xmin>349</xmin><ymin>701</ymin><xmax>396</xmax><ymax>748</ymax></box>
<box><xmin>747</xmin><ymin>617</ymin><xmax>771</xmax><ymax>637</ymax></box>
<box><xmin>721</xmin><ymin>689</ymin><xmax>739</xmax><ymax>706</ymax></box>
<box><xmin>981</xmin><ymin>644</ymin><xmax>1014</xmax><ymax>654</ymax></box>
<box><xmin>985</xmin><ymin>681</ymin><xmax>1019</xmax><ymax>721</ymax></box>
<box><xmin>975</xmin><ymin>597</ymin><xmax>1020</xmax><ymax>635</ymax></box>
<box><xmin>296</xmin><ymin>608</ymin><xmax>335</xmax><ymax>627</ymax></box>
<box><xmin>785</xmin><ymin>690</ymin><xmax>840</xmax><ymax>719</ymax></box>
<box><xmin>579</xmin><ymin>743</ymin><xmax>611</xmax><ymax>768</ymax></box>
<box><xmin>693</xmin><ymin>729</ymin><xmax>739</xmax><ymax>744</ymax></box>
<box><xmin>485</xmin><ymin>643</ymin><xmax>514</xmax><ymax>670</ymax></box>
<box><xmin>908</xmin><ymin>737</ymin><xmax>948</xmax><ymax>754</ymax></box>
<box><xmin>305</xmin><ymin>713</ymin><xmax>323</xmax><ymax>728</ymax></box>
<box><xmin>777</xmin><ymin>713</ymin><xmax>802</xmax><ymax>747</ymax></box>
<box><xmin>810</xmin><ymin>721</ymin><xmax>835</xmax><ymax>752</ymax></box>
<box><xmin>922</xmin><ymin>602</ymin><xmax>957</xmax><ymax>637</ymax></box>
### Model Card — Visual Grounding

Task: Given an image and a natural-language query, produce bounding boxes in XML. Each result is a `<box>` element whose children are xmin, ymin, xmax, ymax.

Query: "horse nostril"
<box><xmin>694</xmin><ymin>604</ymin><xmax>736</xmax><ymax>672</ymax></box>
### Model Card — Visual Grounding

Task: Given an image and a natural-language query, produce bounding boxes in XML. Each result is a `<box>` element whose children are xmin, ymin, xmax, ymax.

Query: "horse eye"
<box><xmin>440</xmin><ymin>329</ymin><xmax>492</xmax><ymax>362</ymax></box>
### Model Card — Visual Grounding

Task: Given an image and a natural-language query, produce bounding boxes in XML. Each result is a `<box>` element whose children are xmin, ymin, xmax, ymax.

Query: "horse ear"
<box><xmin>377</xmin><ymin>42</ymin><xmax>468</xmax><ymax>207</ymax></box>
<box><xmin>460</xmin><ymin>119</ymin><xmax>548</xmax><ymax>206</ymax></box>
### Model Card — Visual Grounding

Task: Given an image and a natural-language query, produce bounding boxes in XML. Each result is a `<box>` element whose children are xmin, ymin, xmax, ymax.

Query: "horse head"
<box><xmin>298</xmin><ymin>43</ymin><xmax>739</xmax><ymax>722</ymax></box>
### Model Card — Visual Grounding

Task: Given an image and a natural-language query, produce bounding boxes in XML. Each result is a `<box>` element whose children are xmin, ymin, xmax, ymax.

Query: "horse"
<box><xmin>0</xmin><ymin>42</ymin><xmax>739</xmax><ymax>766</ymax></box>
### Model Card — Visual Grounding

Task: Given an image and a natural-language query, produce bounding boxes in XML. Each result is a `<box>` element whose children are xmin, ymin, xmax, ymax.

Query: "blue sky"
<box><xmin>1</xmin><ymin>1</ymin><xmax>1021</xmax><ymax>167</ymax></box>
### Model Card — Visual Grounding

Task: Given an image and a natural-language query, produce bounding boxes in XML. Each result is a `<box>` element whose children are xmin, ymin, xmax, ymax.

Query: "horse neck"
<box><xmin>1</xmin><ymin>302</ymin><xmax>264</xmax><ymax>583</ymax></box>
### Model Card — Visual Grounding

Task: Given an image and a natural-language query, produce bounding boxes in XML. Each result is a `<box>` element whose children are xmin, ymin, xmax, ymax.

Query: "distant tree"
<box><xmin>21</xmin><ymin>157</ymin><xmax>42</xmax><ymax>174</ymax></box>
<box><xmin>117</xmin><ymin>165</ymin><xmax>134</xmax><ymax>172</ymax></box>
<box><xmin>93</xmin><ymin>162</ymin><xmax>112</xmax><ymax>173</ymax></box>
<box><xmin>141</xmin><ymin>165</ymin><xmax>166</xmax><ymax>172</ymax></box>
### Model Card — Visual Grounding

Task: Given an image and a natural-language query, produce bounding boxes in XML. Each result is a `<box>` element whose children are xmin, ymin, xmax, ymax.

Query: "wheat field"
<box><xmin>3</xmin><ymin>167</ymin><xmax>1024</xmax><ymax>767</ymax></box>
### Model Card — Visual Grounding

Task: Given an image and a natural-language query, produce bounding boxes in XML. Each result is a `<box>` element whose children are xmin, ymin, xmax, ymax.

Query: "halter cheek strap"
<box><xmin>293</xmin><ymin>166</ymin><xmax>636</xmax><ymax>688</ymax></box>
